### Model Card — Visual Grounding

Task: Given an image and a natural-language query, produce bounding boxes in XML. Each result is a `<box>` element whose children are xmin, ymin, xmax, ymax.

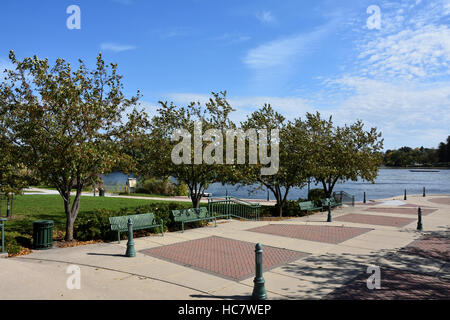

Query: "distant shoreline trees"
<box><xmin>383</xmin><ymin>136</ymin><xmax>450</xmax><ymax>167</ymax></box>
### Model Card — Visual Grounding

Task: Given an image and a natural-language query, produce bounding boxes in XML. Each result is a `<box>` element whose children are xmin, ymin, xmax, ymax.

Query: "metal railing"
<box><xmin>332</xmin><ymin>191</ymin><xmax>355</xmax><ymax>207</ymax></box>
<box><xmin>208</xmin><ymin>196</ymin><xmax>261</xmax><ymax>221</ymax></box>
<box><xmin>0</xmin><ymin>218</ymin><xmax>6</xmax><ymax>254</ymax></box>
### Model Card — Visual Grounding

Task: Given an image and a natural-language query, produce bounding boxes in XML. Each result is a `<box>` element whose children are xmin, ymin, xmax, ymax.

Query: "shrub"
<box><xmin>74</xmin><ymin>201</ymin><xmax>193</xmax><ymax>241</ymax></box>
<box><xmin>173</xmin><ymin>182</ymin><xmax>189</xmax><ymax>196</ymax></box>
<box><xmin>260</xmin><ymin>199</ymin><xmax>308</xmax><ymax>217</ymax></box>
<box><xmin>136</xmin><ymin>177</ymin><xmax>178</xmax><ymax>196</ymax></box>
<box><xmin>308</xmin><ymin>188</ymin><xmax>326</xmax><ymax>206</ymax></box>
<box><xmin>3</xmin><ymin>231</ymin><xmax>31</xmax><ymax>255</ymax></box>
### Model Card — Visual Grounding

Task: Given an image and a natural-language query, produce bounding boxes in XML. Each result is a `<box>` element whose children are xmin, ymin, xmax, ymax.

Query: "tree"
<box><xmin>1</xmin><ymin>51</ymin><xmax>139</xmax><ymax>240</ymax></box>
<box><xmin>237</xmin><ymin>105</ymin><xmax>311</xmax><ymax>217</ymax></box>
<box><xmin>129</xmin><ymin>92</ymin><xmax>234</xmax><ymax>208</ymax></box>
<box><xmin>438</xmin><ymin>136</ymin><xmax>450</xmax><ymax>163</ymax></box>
<box><xmin>447</xmin><ymin>136</ymin><xmax>450</xmax><ymax>163</ymax></box>
<box><xmin>305</xmin><ymin>112</ymin><xmax>383</xmax><ymax>197</ymax></box>
<box><xmin>0</xmin><ymin>84</ymin><xmax>33</xmax><ymax>194</ymax></box>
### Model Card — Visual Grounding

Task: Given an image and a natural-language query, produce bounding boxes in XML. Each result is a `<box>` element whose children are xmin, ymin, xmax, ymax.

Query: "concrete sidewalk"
<box><xmin>1</xmin><ymin>194</ymin><xmax>449</xmax><ymax>300</ymax></box>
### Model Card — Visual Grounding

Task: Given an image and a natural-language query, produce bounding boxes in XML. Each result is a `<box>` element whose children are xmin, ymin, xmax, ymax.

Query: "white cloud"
<box><xmin>256</xmin><ymin>11</ymin><xmax>275</xmax><ymax>24</ymax></box>
<box><xmin>321</xmin><ymin>0</ymin><xmax>450</xmax><ymax>148</ymax></box>
<box><xmin>213</xmin><ymin>33</ymin><xmax>251</xmax><ymax>45</ymax></box>
<box><xmin>159</xmin><ymin>27</ymin><xmax>194</xmax><ymax>39</ymax></box>
<box><xmin>100</xmin><ymin>42</ymin><xmax>136</xmax><ymax>52</ymax></box>
<box><xmin>243</xmin><ymin>27</ymin><xmax>329</xmax><ymax>70</ymax></box>
<box><xmin>324</xmin><ymin>77</ymin><xmax>450</xmax><ymax>149</ymax></box>
<box><xmin>359</xmin><ymin>24</ymin><xmax>450</xmax><ymax>79</ymax></box>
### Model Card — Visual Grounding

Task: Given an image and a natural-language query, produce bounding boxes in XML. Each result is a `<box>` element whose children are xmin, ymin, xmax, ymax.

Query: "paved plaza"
<box><xmin>0</xmin><ymin>194</ymin><xmax>449</xmax><ymax>300</ymax></box>
<box><xmin>247</xmin><ymin>224</ymin><xmax>373</xmax><ymax>244</ymax></box>
<box><xmin>334</xmin><ymin>213</ymin><xmax>416</xmax><ymax>227</ymax></box>
<box><xmin>141</xmin><ymin>236</ymin><xmax>308</xmax><ymax>281</ymax></box>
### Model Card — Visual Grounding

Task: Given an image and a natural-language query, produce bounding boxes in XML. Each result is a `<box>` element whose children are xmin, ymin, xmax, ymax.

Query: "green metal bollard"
<box><xmin>125</xmin><ymin>218</ymin><xmax>136</xmax><ymax>257</ymax></box>
<box><xmin>363</xmin><ymin>192</ymin><xmax>366</xmax><ymax>204</ymax></box>
<box><xmin>252</xmin><ymin>243</ymin><xmax>267</xmax><ymax>300</ymax></box>
<box><xmin>404</xmin><ymin>189</ymin><xmax>407</xmax><ymax>200</ymax></box>
<box><xmin>423</xmin><ymin>187</ymin><xmax>426</xmax><ymax>197</ymax></box>
<box><xmin>417</xmin><ymin>207</ymin><xmax>423</xmax><ymax>231</ymax></box>
<box><xmin>327</xmin><ymin>203</ymin><xmax>332</xmax><ymax>222</ymax></box>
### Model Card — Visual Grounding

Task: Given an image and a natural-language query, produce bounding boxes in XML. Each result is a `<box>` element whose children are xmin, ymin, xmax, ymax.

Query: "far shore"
<box><xmin>380</xmin><ymin>166</ymin><xmax>450</xmax><ymax>169</ymax></box>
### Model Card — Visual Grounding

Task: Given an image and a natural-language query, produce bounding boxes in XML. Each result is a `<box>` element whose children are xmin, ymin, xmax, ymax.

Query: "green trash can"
<box><xmin>33</xmin><ymin>220</ymin><xmax>54</xmax><ymax>250</ymax></box>
<box><xmin>99</xmin><ymin>189</ymin><xmax>105</xmax><ymax>197</ymax></box>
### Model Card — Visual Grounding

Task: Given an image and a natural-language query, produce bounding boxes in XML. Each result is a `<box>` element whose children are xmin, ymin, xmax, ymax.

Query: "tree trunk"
<box><xmin>275</xmin><ymin>185</ymin><xmax>283</xmax><ymax>218</ymax></box>
<box><xmin>63</xmin><ymin>195</ymin><xmax>74</xmax><ymax>241</ymax></box>
<box><xmin>276</xmin><ymin>204</ymin><xmax>283</xmax><ymax>217</ymax></box>
<box><xmin>63</xmin><ymin>187</ymin><xmax>83</xmax><ymax>241</ymax></box>
<box><xmin>65</xmin><ymin>215</ymin><xmax>75</xmax><ymax>241</ymax></box>
<box><xmin>264</xmin><ymin>183</ymin><xmax>291</xmax><ymax>218</ymax></box>
<box><xmin>191</xmin><ymin>195</ymin><xmax>201</xmax><ymax>208</ymax></box>
<box><xmin>326</xmin><ymin>178</ymin><xmax>339</xmax><ymax>198</ymax></box>
<box><xmin>321</xmin><ymin>180</ymin><xmax>331</xmax><ymax>197</ymax></box>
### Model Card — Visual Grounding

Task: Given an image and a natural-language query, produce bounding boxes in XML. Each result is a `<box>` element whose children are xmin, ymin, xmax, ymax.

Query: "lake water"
<box><xmin>102</xmin><ymin>168</ymin><xmax>450</xmax><ymax>202</ymax></box>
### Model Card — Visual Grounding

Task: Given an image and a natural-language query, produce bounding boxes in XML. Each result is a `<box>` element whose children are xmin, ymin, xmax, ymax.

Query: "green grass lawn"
<box><xmin>3</xmin><ymin>194</ymin><xmax>187</xmax><ymax>235</ymax></box>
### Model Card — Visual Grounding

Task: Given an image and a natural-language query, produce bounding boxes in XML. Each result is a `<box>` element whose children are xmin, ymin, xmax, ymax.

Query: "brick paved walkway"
<box><xmin>400</xmin><ymin>204</ymin><xmax>435</xmax><ymax>208</ymax></box>
<box><xmin>247</xmin><ymin>224</ymin><xmax>372</xmax><ymax>244</ymax></box>
<box><xmin>140</xmin><ymin>236</ymin><xmax>308</xmax><ymax>281</ymax></box>
<box><xmin>326</xmin><ymin>267</ymin><xmax>450</xmax><ymax>299</ymax></box>
<box><xmin>334</xmin><ymin>213</ymin><xmax>415</xmax><ymax>227</ymax></box>
<box><xmin>364</xmin><ymin>207</ymin><xmax>437</xmax><ymax>215</ymax></box>
<box><xmin>400</xmin><ymin>235</ymin><xmax>450</xmax><ymax>262</ymax></box>
<box><xmin>428</xmin><ymin>197</ymin><xmax>450</xmax><ymax>205</ymax></box>
<box><xmin>355</xmin><ymin>202</ymin><xmax>379</xmax><ymax>206</ymax></box>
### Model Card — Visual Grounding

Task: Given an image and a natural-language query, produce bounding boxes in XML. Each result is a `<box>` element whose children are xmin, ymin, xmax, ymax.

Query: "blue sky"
<box><xmin>1</xmin><ymin>0</ymin><xmax>449</xmax><ymax>149</ymax></box>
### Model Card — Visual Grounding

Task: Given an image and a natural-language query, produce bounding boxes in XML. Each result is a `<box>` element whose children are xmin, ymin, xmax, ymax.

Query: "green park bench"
<box><xmin>109</xmin><ymin>213</ymin><xmax>164</xmax><ymax>243</ymax></box>
<box><xmin>299</xmin><ymin>201</ymin><xmax>323</xmax><ymax>213</ymax></box>
<box><xmin>321</xmin><ymin>198</ymin><xmax>342</xmax><ymax>210</ymax></box>
<box><xmin>172</xmin><ymin>207</ymin><xmax>216</xmax><ymax>233</ymax></box>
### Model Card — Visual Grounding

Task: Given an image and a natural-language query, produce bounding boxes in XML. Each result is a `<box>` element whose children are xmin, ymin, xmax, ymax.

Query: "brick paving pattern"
<box><xmin>400</xmin><ymin>204</ymin><xmax>435</xmax><ymax>208</ymax></box>
<box><xmin>355</xmin><ymin>202</ymin><xmax>379</xmax><ymax>206</ymax></box>
<box><xmin>428</xmin><ymin>197</ymin><xmax>450</xmax><ymax>205</ymax></box>
<box><xmin>247</xmin><ymin>224</ymin><xmax>373</xmax><ymax>244</ymax></box>
<box><xmin>140</xmin><ymin>236</ymin><xmax>308</xmax><ymax>281</ymax></box>
<box><xmin>326</xmin><ymin>267</ymin><xmax>450</xmax><ymax>299</ymax></box>
<box><xmin>365</xmin><ymin>207</ymin><xmax>437</xmax><ymax>215</ymax></box>
<box><xmin>334</xmin><ymin>213</ymin><xmax>415</xmax><ymax>227</ymax></box>
<box><xmin>400</xmin><ymin>235</ymin><xmax>450</xmax><ymax>262</ymax></box>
